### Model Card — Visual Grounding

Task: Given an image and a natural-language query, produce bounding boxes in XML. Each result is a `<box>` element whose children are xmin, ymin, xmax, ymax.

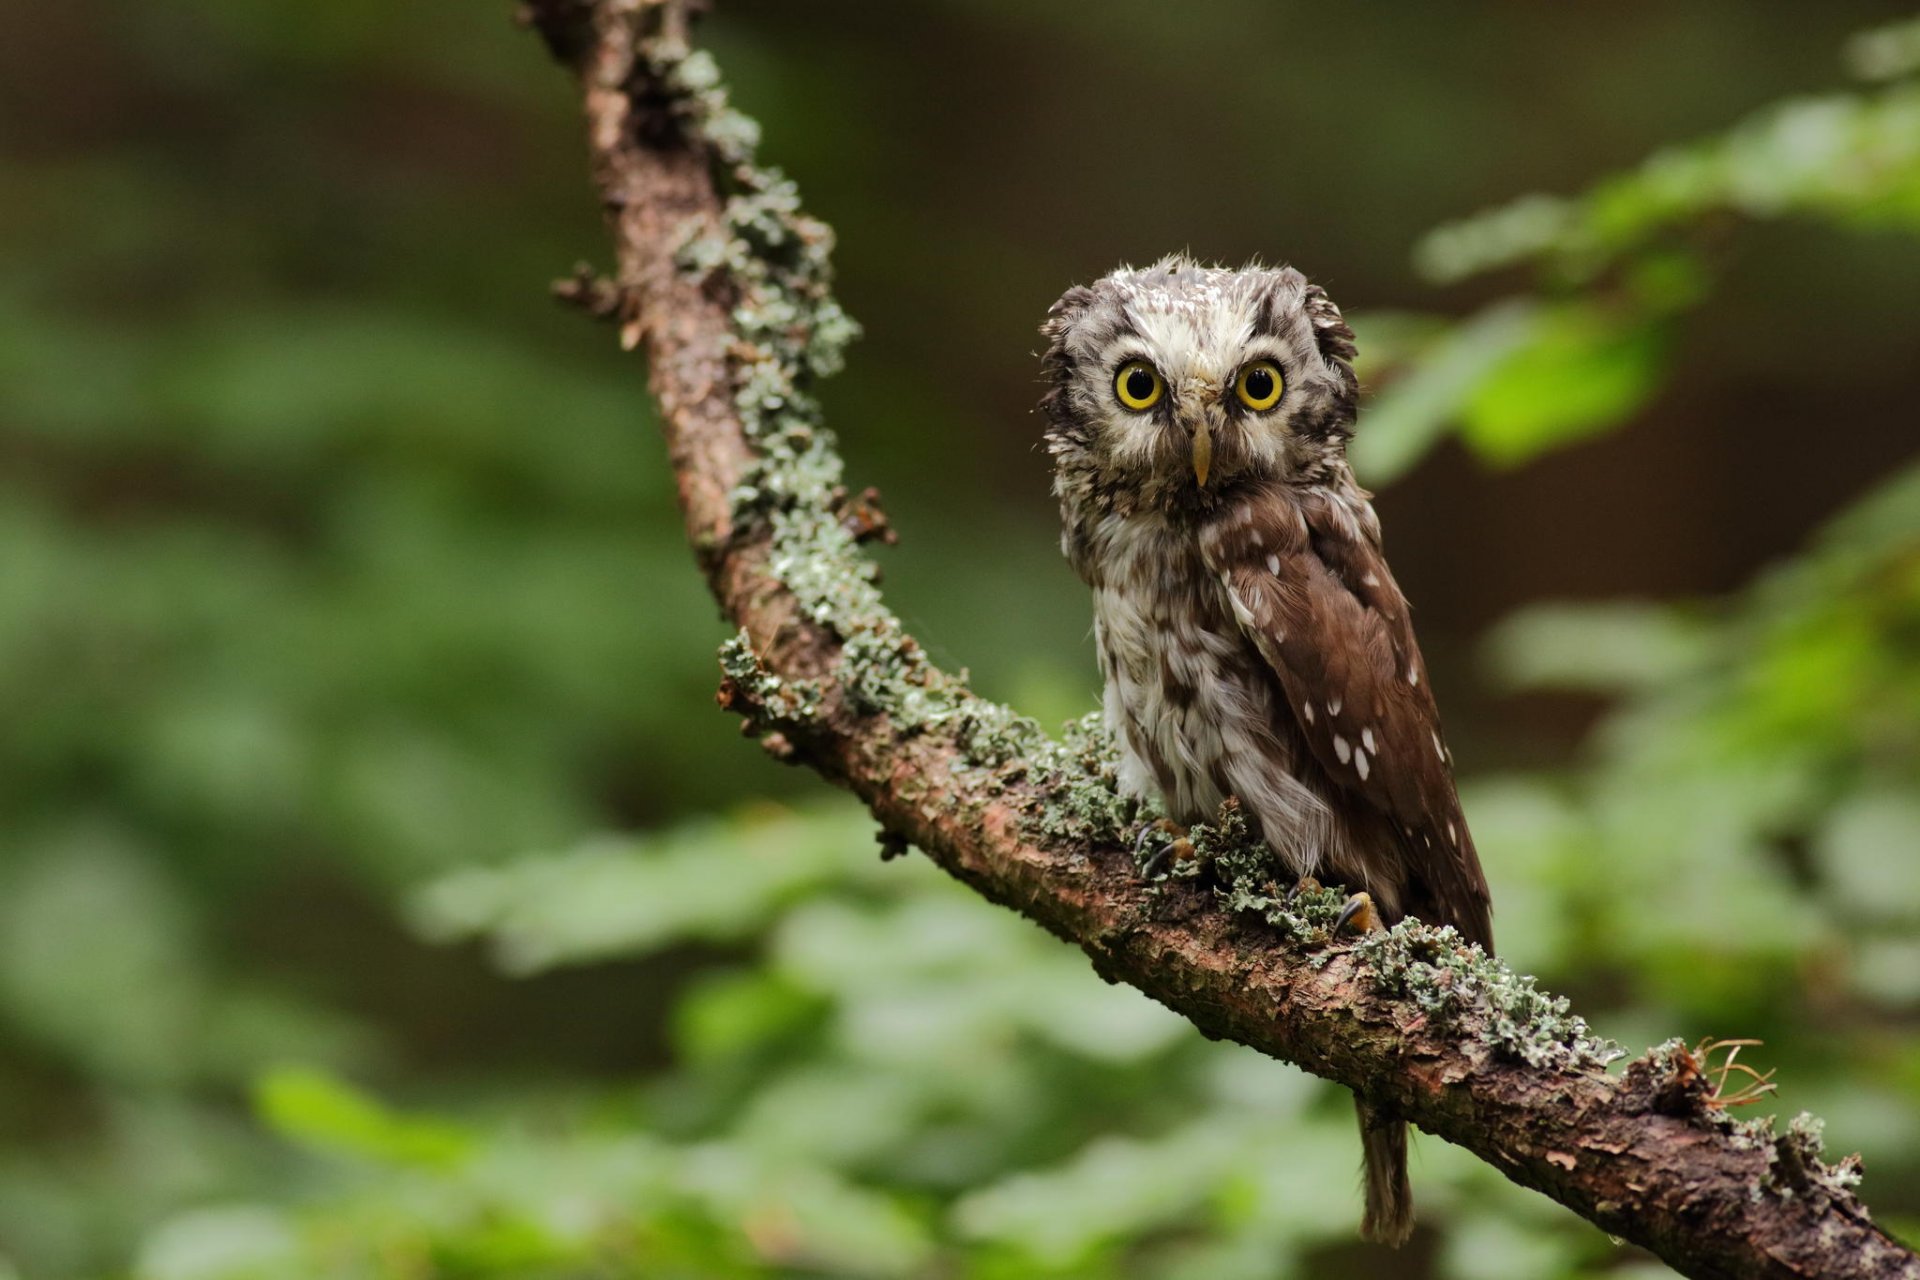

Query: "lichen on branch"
<box><xmin>529</xmin><ymin>4</ymin><xmax>1920</xmax><ymax>1277</ymax></box>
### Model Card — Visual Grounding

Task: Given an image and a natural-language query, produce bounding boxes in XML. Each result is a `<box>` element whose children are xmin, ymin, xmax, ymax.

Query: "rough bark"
<box><xmin>521</xmin><ymin>2</ymin><xmax>1920</xmax><ymax>1276</ymax></box>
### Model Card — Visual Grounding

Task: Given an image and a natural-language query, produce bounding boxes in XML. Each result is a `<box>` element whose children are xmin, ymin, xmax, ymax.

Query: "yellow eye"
<box><xmin>1235</xmin><ymin>360</ymin><xmax>1284</xmax><ymax>411</ymax></box>
<box><xmin>1113</xmin><ymin>360</ymin><xmax>1164</xmax><ymax>411</ymax></box>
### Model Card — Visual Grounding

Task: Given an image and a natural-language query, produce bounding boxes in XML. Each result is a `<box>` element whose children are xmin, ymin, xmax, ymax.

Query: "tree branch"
<box><xmin>524</xmin><ymin>3</ymin><xmax>1920</xmax><ymax>1276</ymax></box>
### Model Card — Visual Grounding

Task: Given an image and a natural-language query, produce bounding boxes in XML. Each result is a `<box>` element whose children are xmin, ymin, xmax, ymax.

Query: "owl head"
<box><xmin>1041</xmin><ymin>256</ymin><xmax>1359</xmax><ymax>506</ymax></box>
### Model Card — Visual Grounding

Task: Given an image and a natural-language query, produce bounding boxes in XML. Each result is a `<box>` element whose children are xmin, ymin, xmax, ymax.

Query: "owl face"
<box><xmin>1042</xmin><ymin>257</ymin><xmax>1359</xmax><ymax>502</ymax></box>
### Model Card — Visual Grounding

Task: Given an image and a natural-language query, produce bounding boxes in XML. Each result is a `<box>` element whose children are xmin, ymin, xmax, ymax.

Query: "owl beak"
<box><xmin>1175</xmin><ymin>376</ymin><xmax>1222</xmax><ymax>487</ymax></box>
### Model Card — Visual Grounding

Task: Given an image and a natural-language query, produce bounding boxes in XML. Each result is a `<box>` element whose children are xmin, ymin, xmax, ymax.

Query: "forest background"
<box><xmin>2</xmin><ymin>2</ymin><xmax>1918</xmax><ymax>1276</ymax></box>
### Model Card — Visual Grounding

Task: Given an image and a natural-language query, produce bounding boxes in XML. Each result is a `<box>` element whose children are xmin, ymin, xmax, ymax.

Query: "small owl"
<box><xmin>1041</xmin><ymin>255</ymin><xmax>1492</xmax><ymax>1247</ymax></box>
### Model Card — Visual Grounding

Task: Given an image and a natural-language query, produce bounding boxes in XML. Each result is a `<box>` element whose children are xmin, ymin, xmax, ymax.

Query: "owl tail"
<box><xmin>1356</xmin><ymin>1094</ymin><xmax>1414</xmax><ymax>1247</ymax></box>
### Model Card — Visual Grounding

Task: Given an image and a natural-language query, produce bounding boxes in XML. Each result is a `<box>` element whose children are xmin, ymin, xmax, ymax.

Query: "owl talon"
<box><xmin>1287</xmin><ymin>875</ymin><xmax>1323</xmax><ymax>902</ymax></box>
<box><xmin>1135</xmin><ymin>818</ymin><xmax>1192</xmax><ymax>880</ymax></box>
<box><xmin>1335</xmin><ymin>891</ymin><xmax>1383</xmax><ymax>936</ymax></box>
<box><xmin>1133</xmin><ymin>818</ymin><xmax>1173</xmax><ymax>858</ymax></box>
<box><xmin>1142</xmin><ymin>840</ymin><xmax>1196</xmax><ymax>880</ymax></box>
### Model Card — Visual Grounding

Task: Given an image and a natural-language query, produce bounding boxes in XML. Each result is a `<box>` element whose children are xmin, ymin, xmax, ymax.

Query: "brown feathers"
<box><xmin>1201</xmin><ymin>482</ymin><xmax>1493</xmax><ymax>951</ymax></box>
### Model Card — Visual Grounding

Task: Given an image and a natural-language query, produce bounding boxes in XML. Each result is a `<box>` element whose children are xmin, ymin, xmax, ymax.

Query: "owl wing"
<box><xmin>1201</xmin><ymin>484</ymin><xmax>1493</xmax><ymax>952</ymax></box>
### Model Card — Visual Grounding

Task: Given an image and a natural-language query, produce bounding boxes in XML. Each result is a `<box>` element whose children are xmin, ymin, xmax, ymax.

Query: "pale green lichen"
<box><xmin>649</xmin><ymin>34</ymin><xmax>977</xmax><ymax>750</ymax></box>
<box><xmin>1034</xmin><ymin>713</ymin><xmax>1137</xmax><ymax>847</ymax></box>
<box><xmin>1759</xmin><ymin>1111</ymin><xmax>1866</xmax><ymax>1200</ymax></box>
<box><xmin>644</xmin><ymin>28</ymin><xmax>1092</xmax><ymax>799</ymax></box>
<box><xmin>1789</xmin><ymin>1113</ymin><xmax>1865</xmax><ymax>1193</ymax></box>
<box><xmin>717</xmin><ymin>632</ymin><xmax>824</xmax><ymax>726</ymax></box>
<box><xmin>1354</xmin><ymin>923</ymin><xmax>1623</xmax><ymax>1071</ymax></box>
<box><xmin>1130</xmin><ymin>799</ymin><xmax>1621</xmax><ymax>1071</ymax></box>
<box><xmin>1117</xmin><ymin>791</ymin><xmax>1620</xmax><ymax>1068</ymax></box>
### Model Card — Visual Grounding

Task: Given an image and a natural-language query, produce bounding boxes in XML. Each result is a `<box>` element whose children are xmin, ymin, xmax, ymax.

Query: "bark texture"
<box><xmin>523</xmin><ymin>2</ymin><xmax>1920</xmax><ymax>1276</ymax></box>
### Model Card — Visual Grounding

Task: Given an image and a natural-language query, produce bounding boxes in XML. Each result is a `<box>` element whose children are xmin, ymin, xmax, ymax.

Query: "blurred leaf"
<box><xmin>1459</xmin><ymin>304</ymin><xmax>1668</xmax><ymax>465</ymax></box>
<box><xmin>0</xmin><ymin>826</ymin><xmax>204</xmax><ymax>1085</ymax></box>
<box><xmin>1417</xmin><ymin>82</ymin><xmax>1920</xmax><ymax>285</ymax></box>
<box><xmin>951</xmin><ymin>1120</ymin><xmax>1246</xmax><ymax>1265</ymax></box>
<box><xmin>1349</xmin><ymin>301</ymin><xmax>1537</xmax><ymax>484</ymax></box>
<box><xmin>1375</xmin><ymin>55</ymin><xmax>1920</xmax><ymax>481</ymax></box>
<box><xmin>408</xmin><ymin>801</ymin><xmax>880</xmax><ymax>973</ymax></box>
<box><xmin>1484</xmin><ymin>602</ymin><xmax>1712</xmax><ymax>694</ymax></box>
<box><xmin>1818</xmin><ymin>790</ymin><xmax>1920</xmax><ymax>924</ymax></box>
<box><xmin>674</xmin><ymin>969</ymin><xmax>823</xmax><ymax>1067</ymax></box>
<box><xmin>255</xmin><ymin>1067</ymin><xmax>474</xmax><ymax>1171</ymax></box>
<box><xmin>1439</xmin><ymin>1211</ymin><xmax>1583</xmax><ymax>1280</ymax></box>
<box><xmin>1414</xmin><ymin>194</ymin><xmax>1574</xmax><ymax>286</ymax></box>
<box><xmin>1848</xmin><ymin>16</ymin><xmax>1920</xmax><ymax>82</ymax></box>
<box><xmin>133</xmin><ymin>1207</ymin><xmax>298</xmax><ymax>1280</ymax></box>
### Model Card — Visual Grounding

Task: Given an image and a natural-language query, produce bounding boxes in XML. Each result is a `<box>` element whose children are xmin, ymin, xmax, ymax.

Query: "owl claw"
<box><xmin>1335</xmin><ymin>891</ymin><xmax>1383</xmax><ymax>936</ymax></box>
<box><xmin>1135</xmin><ymin>818</ymin><xmax>1193</xmax><ymax>880</ymax></box>
<box><xmin>1286</xmin><ymin>875</ymin><xmax>1323</xmax><ymax>902</ymax></box>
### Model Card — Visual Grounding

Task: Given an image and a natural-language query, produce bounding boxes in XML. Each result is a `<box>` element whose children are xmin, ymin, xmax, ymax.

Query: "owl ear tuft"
<box><xmin>1302</xmin><ymin>283</ymin><xmax>1357</xmax><ymax>369</ymax></box>
<box><xmin>1042</xmin><ymin>285</ymin><xmax>1096</xmax><ymax>344</ymax></box>
<box><xmin>1039</xmin><ymin>285</ymin><xmax>1097</xmax><ymax>430</ymax></box>
<box><xmin>1301</xmin><ymin>282</ymin><xmax>1359</xmax><ymax>428</ymax></box>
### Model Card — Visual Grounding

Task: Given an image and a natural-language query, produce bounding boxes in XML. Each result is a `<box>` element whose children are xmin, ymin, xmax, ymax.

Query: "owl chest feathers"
<box><xmin>1072</xmin><ymin>498</ymin><xmax>1344</xmax><ymax>878</ymax></box>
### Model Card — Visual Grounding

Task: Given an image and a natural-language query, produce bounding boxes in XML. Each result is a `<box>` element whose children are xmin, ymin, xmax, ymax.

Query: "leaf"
<box><xmin>255</xmin><ymin>1067</ymin><xmax>473</xmax><ymax>1170</ymax></box>
<box><xmin>1413</xmin><ymin>194</ymin><xmax>1574</xmax><ymax>285</ymax></box>
<box><xmin>407</xmin><ymin>801</ymin><xmax>878</xmax><ymax>973</ymax></box>
<box><xmin>0</xmin><ymin>828</ymin><xmax>205</xmax><ymax>1085</ymax></box>
<box><xmin>951</xmin><ymin>1119</ymin><xmax>1249</xmax><ymax>1263</ymax></box>
<box><xmin>1459</xmin><ymin>304</ymin><xmax>1668</xmax><ymax>465</ymax></box>
<box><xmin>1847</xmin><ymin>16</ymin><xmax>1920</xmax><ymax>82</ymax></box>
<box><xmin>1818</xmin><ymin>790</ymin><xmax>1920</xmax><ymax>925</ymax></box>
<box><xmin>1412</xmin><ymin>81</ymin><xmax>1920</xmax><ymax>283</ymax></box>
<box><xmin>1484</xmin><ymin>602</ymin><xmax>1712</xmax><ymax>694</ymax></box>
<box><xmin>134</xmin><ymin>1207</ymin><xmax>299</xmax><ymax>1280</ymax></box>
<box><xmin>1349</xmin><ymin>301</ymin><xmax>1540</xmax><ymax>485</ymax></box>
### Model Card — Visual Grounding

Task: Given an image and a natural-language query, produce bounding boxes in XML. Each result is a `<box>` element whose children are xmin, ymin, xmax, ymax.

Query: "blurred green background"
<box><xmin>2</xmin><ymin>1</ymin><xmax>1918</xmax><ymax>1276</ymax></box>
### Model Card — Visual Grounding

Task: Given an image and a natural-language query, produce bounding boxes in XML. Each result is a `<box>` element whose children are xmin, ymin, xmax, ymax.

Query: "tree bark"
<box><xmin>522</xmin><ymin>2</ymin><xmax>1920</xmax><ymax>1276</ymax></box>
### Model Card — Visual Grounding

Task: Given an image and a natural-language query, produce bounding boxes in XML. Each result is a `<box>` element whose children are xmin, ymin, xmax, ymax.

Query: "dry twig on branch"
<box><xmin>521</xmin><ymin>2</ymin><xmax>1920</xmax><ymax>1276</ymax></box>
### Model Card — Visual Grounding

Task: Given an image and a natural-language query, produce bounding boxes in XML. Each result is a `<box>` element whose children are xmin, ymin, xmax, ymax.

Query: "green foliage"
<box><xmin>1479</xmin><ymin>460</ymin><xmax>1920</xmax><ymax>1023</ymax></box>
<box><xmin>1353</xmin><ymin>13</ymin><xmax>1920</xmax><ymax>483</ymax></box>
<box><xmin>409</xmin><ymin>804</ymin><xmax>886</xmax><ymax>974</ymax></box>
<box><xmin>2</xmin><ymin>4</ymin><xmax>1917</xmax><ymax>1279</ymax></box>
<box><xmin>148</xmin><ymin>806</ymin><xmax>1546</xmax><ymax>1279</ymax></box>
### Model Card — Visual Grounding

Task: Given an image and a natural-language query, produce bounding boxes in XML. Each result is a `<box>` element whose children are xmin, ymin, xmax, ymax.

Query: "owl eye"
<box><xmin>1235</xmin><ymin>360</ymin><xmax>1284</xmax><ymax>411</ymax></box>
<box><xmin>1113</xmin><ymin>360</ymin><xmax>1165</xmax><ymax>411</ymax></box>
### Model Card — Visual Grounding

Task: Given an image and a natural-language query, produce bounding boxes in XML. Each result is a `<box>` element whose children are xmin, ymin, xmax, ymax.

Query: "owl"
<box><xmin>1041</xmin><ymin>255</ymin><xmax>1492</xmax><ymax>1247</ymax></box>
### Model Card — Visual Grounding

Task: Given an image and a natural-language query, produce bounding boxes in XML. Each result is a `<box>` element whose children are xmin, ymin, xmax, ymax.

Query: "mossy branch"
<box><xmin>523</xmin><ymin>3</ymin><xmax>1920</xmax><ymax>1276</ymax></box>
